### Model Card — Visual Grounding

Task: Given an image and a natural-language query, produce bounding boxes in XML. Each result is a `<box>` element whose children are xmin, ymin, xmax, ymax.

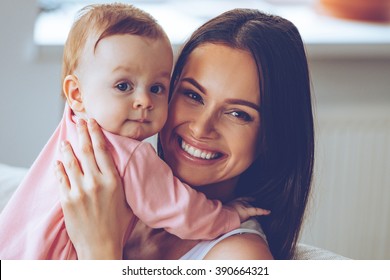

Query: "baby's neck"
<box><xmin>71</xmin><ymin>110</ymin><xmax>87</xmax><ymax>124</ymax></box>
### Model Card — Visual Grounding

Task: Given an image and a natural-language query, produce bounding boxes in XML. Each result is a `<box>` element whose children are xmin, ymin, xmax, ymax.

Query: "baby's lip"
<box><xmin>131</xmin><ymin>118</ymin><xmax>151</xmax><ymax>123</ymax></box>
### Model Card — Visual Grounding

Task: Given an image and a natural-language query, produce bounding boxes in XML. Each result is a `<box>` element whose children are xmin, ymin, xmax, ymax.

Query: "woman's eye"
<box><xmin>229</xmin><ymin>111</ymin><xmax>253</xmax><ymax>122</ymax></box>
<box><xmin>150</xmin><ymin>85</ymin><xmax>164</xmax><ymax>94</ymax></box>
<box><xmin>116</xmin><ymin>82</ymin><xmax>133</xmax><ymax>92</ymax></box>
<box><xmin>184</xmin><ymin>91</ymin><xmax>204</xmax><ymax>104</ymax></box>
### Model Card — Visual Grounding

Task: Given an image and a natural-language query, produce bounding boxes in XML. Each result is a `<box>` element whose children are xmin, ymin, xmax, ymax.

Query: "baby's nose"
<box><xmin>133</xmin><ymin>91</ymin><xmax>153</xmax><ymax>110</ymax></box>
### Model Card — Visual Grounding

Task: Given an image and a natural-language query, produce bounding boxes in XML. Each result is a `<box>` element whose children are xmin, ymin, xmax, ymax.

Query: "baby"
<box><xmin>0</xmin><ymin>3</ymin><xmax>268</xmax><ymax>259</ymax></box>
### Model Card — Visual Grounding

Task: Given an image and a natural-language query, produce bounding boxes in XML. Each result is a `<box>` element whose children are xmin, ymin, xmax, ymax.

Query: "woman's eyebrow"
<box><xmin>113</xmin><ymin>66</ymin><xmax>171</xmax><ymax>81</ymax></box>
<box><xmin>225</xmin><ymin>99</ymin><xmax>260</xmax><ymax>112</ymax></box>
<box><xmin>181</xmin><ymin>77</ymin><xmax>259</xmax><ymax>111</ymax></box>
<box><xmin>181</xmin><ymin>77</ymin><xmax>206</xmax><ymax>93</ymax></box>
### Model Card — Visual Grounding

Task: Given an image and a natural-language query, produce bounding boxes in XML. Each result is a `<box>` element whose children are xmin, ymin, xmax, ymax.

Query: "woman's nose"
<box><xmin>133</xmin><ymin>91</ymin><xmax>153</xmax><ymax>110</ymax></box>
<box><xmin>188</xmin><ymin>111</ymin><xmax>218</xmax><ymax>139</ymax></box>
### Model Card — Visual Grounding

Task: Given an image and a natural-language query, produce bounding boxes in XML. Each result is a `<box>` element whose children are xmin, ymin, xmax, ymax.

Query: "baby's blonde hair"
<box><xmin>61</xmin><ymin>3</ymin><xmax>167</xmax><ymax>97</ymax></box>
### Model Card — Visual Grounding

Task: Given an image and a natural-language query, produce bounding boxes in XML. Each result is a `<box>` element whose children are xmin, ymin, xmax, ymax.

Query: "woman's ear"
<box><xmin>63</xmin><ymin>74</ymin><xmax>85</xmax><ymax>113</ymax></box>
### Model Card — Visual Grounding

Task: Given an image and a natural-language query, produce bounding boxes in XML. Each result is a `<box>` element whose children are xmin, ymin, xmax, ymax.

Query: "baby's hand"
<box><xmin>227</xmin><ymin>197</ymin><xmax>270</xmax><ymax>223</ymax></box>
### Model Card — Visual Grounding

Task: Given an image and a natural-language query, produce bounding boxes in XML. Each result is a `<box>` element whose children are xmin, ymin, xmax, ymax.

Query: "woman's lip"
<box><xmin>175</xmin><ymin>135</ymin><xmax>225</xmax><ymax>162</ymax></box>
<box><xmin>179</xmin><ymin>135</ymin><xmax>223</xmax><ymax>154</ymax></box>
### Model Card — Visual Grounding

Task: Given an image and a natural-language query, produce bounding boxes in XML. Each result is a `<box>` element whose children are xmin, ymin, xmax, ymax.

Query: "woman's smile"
<box><xmin>178</xmin><ymin>136</ymin><xmax>223</xmax><ymax>160</ymax></box>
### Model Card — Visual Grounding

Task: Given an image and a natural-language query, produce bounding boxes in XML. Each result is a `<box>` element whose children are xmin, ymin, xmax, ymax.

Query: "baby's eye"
<box><xmin>116</xmin><ymin>82</ymin><xmax>133</xmax><ymax>92</ymax></box>
<box><xmin>150</xmin><ymin>85</ymin><xmax>164</xmax><ymax>94</ymax></box>
<box><xmin>184</xmin><ymin>91</ymin><xmax>204</xmax><ymax>104</ymax></box>
<box><xmin>228</xmin><ymin>111</ymin><xmax>253</xmax><ymax>122</ymax></box>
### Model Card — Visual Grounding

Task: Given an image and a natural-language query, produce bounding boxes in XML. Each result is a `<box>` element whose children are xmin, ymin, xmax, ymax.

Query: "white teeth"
<box><xmin>187</xmin><ymin>146</ymin><xmax>193</xmax><ymax>155</ymax></box>
<box><xmin>180</xmin><ymin>139</ymin><xmax>219</xmax><ymax>160</ymax></box>
<box><xmin>194</xmin><ymin>149</ymin><xmax>201</xmax><ymax>158</ymax></box>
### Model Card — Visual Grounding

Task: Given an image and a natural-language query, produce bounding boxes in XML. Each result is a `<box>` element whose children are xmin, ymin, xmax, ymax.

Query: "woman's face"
<box><xmin>160</xmin><ymin>43</ymin><xmax>261</xmax><ymax>190</ymax></box>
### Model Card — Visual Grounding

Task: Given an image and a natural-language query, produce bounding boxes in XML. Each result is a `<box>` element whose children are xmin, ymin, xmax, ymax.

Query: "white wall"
<box><xmin>1</xmin><ymin>0</ymin><xmax>389</xmax><ymax>259</ymax></box>
<box><xmin>0</xmin><ymin>0</ymin><xmax>63</xmax><ymax>168</ymax></box>
<box><xmin>301</xmin><ymin>57</ymin><xmax>390</xmax><ymax>260</ymax></box>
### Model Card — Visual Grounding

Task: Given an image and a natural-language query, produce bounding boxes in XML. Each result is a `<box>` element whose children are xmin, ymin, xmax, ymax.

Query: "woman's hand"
<box><xmin>54</xmin><ymin>118</ymin><xmax>133</xmax><ymax>259</ymax></box>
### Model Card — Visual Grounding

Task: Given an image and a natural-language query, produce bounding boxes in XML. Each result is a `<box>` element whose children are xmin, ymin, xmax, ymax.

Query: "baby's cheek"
<box><xmin>95</xmin><ymin>107</ymin><xmax>124</xmax><ymax>133</ymax></box>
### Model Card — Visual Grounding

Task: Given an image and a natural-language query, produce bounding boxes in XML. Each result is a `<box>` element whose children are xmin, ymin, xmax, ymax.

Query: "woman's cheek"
<box><xmin>165</xmin><ymin>97</ymin><xmax>188</xmax><ymax>130</ymax></box>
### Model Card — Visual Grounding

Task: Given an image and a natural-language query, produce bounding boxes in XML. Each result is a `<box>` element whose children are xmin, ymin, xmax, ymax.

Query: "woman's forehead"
<box><xmin>184</xmin><ymin>43</ymin><xmax>256</xmax><ymax>75</ymax></box>
<box><xmin>181</xmin><ymin>43</ymin><xmax>260</xmax><ymax>104</ymax></box>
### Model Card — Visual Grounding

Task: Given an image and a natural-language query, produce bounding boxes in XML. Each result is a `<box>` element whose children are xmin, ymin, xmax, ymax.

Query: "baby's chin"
<box><xmin>119</xmin><ymin>128</ymin><xmax>159</xmax><ymax>142</ymax></box>
<box><xmin>102</xmin><ymin>121</ymin><xmax>162</xmax><ymax>141</ymax></box>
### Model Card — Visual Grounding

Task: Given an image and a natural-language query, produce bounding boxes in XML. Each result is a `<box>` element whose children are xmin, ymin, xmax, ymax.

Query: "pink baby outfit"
<box><xmin>0</xmin><ymin>105</ymin><xmax>239</xmax><ymax>259</ymax></box>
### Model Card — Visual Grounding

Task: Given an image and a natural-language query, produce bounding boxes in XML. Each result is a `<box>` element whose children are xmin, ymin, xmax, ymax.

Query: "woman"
<box><xmin>56</xmin><ymin>8</ymin><xmax>314</xmax><ymax>260</ymax></box>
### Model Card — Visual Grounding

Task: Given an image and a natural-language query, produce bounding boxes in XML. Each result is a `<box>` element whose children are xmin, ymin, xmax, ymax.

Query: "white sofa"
<box><xmin>0</xmin><ymin>163</ymin><xmax>348</xmax><ymax>260</ymax></box>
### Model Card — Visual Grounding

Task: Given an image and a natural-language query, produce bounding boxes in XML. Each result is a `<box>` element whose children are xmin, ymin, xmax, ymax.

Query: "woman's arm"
<box><xmin>55</xmin><ymin>119</ymin><xmax>132</xmax><ymax>259</ymax></box>
<box><xmin>203</xmin><ymin>234</ymin><xmax>273</xmax><ymax>260</ymax></box>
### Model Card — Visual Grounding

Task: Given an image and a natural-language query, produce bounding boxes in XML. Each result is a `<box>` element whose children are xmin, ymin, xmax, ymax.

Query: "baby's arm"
<box><xmin>123</xmin><ymin>142</ymin><xmax>268</xmax><ymax>240</ymax></box>
<box><xmin>226</xmin><ymin>198</ymin><xmax>270</xmax><ymax>223</ymax></box>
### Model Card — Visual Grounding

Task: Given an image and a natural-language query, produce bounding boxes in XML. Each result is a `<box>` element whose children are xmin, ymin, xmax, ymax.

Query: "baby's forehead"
<box><xmin>74</xmin><ymin>34</ymin><xmax>99</xmax><ymax>69</ymax></box>
<box><xmin>78</xmin><ymin>33</ymin><xmax>172</xmax><ymax>75</ymax></box>
<box><xmin>90</xmin><ymin>32</ymin><xmax>169</xmax><ymax>53</ymax></box>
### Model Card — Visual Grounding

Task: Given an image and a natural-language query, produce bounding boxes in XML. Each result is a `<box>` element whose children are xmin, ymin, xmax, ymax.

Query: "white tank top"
<box><xmin>179</xmin><ymin>219</ymin><xmax>267</xmax><ymax>260</ymax></box>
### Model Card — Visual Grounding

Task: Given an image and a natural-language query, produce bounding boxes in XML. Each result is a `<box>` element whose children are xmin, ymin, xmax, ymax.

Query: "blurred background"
<box><xmin>0</xmin><ymin>0</ymin><xmax>389</xmax><ymax>259</ymax></box>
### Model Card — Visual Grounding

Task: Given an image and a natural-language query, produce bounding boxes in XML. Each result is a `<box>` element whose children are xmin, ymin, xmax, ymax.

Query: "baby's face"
<box><xmin>76</xmin><ymin>34</ymin><xmax>173</xmax><ymax>141</ymax></box>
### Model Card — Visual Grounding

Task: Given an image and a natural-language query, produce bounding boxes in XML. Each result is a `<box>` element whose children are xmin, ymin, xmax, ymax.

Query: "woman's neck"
<box><xmin>125</xmin><ymin>221</ymin><xmax>198</xmax><ymax>260</ymax></box>
<box><xmin>125</xmin><ymin>177</ymin><xmax>239</xmax><ymax>259</ymax></box>
<box><xmin>192</xmin><ymin>177</ymin><xmax>238</xmax><ymax>203</ymax></box>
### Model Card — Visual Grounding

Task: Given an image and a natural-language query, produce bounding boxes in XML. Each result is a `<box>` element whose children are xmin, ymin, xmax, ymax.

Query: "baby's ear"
<box><xmin>63</xmin><ymin>74</ymin><xmax>84</xmax><ymax>113</ymax></box>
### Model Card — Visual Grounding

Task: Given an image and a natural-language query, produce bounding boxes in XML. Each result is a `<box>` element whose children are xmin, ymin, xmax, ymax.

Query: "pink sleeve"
<box><xmin>122</xmin><ymin>142</ymin><xmax>240</xmax><ymax>240</ymax></box>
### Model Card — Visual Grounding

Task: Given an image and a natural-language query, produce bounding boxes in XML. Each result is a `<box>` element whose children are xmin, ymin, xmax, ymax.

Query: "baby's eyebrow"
<box><xmin>112</xmin><ymin>65</ymin><xmax>131</xmax><ymax>73</ymax></box>
<box><xmin>225</xmin><ymin>98</ymin><xmax>260</xmax><ymax>112</ymax></box>
<box><xmin>159</xmin><ymin>71</ymin><xmax>171</xmax><ymax>80</ymax></box>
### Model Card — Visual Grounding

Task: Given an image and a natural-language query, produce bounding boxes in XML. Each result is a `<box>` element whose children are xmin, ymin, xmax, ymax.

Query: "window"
<box><xmin>35</xmin><ymin>0</ymin><xmax>316</xmax><ymax>46</ymax></box>
<box><xmin>35</xmin><ymin>0</ymin><xmax>390</xmax><ymax>59</ymax></box>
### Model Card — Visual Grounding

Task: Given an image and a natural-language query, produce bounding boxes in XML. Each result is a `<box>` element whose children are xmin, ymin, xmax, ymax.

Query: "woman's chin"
<box><xmin>164</xmin><ymin>143</ymin><xmax>225</xmax><ymax>187</ymax></box>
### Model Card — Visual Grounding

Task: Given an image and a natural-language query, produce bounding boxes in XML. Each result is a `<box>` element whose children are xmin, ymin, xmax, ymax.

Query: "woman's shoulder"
<box><xmin>203</xmin><ymin>231</ymin><xmax>273</xmax><ymax>260</ymax></box>
<box><xmin>179</xmin><ymin>219</ymin><xmax>273</xmax><ymax>260</ymax></box>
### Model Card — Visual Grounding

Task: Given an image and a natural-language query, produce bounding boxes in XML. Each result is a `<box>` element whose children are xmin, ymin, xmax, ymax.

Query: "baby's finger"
<box><xmin>236</xmin><ymin>196</ymin><xmax>255</xmax><ymax>202</ymax></box>
<box><xmin>76</xmin><ymin>118</ymin><xmax>100</xmax><ymax>176</ymax></box>
<box><xmin>252</xmin><ymin>208</ymin><xmax>271</xmax><ymax>216</ymax></box>
<box><xmin>233</xmin><ymin>198</ymin><xmax>253</xmax><ymax>208</ymax></box>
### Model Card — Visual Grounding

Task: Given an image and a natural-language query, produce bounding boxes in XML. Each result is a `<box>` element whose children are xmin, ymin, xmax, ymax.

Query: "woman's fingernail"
<box><xmin>76</xmin><ymin>118</ymin><xmax>85</xmax><ymax>127</ymax></box>
<box><xmin>60</xmin><ymin>140</ymin><xmax>68</xmax><ymax>151</ymax></box>
<box><xmin>87</xmin><ymin>118</ymin><xmax>94</xmax><ymax>126</ymax></box>
<box><xmin>54</xmin><ymin>160</ymin><xmax>61</xmax><ymax>169</ymax></box>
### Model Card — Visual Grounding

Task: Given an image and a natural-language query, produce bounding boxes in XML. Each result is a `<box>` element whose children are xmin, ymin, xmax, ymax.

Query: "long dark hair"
<box><xmin>161</xmin><ymin>9</ymin><xmax>314</xmax><ymax>259</ymax></box>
